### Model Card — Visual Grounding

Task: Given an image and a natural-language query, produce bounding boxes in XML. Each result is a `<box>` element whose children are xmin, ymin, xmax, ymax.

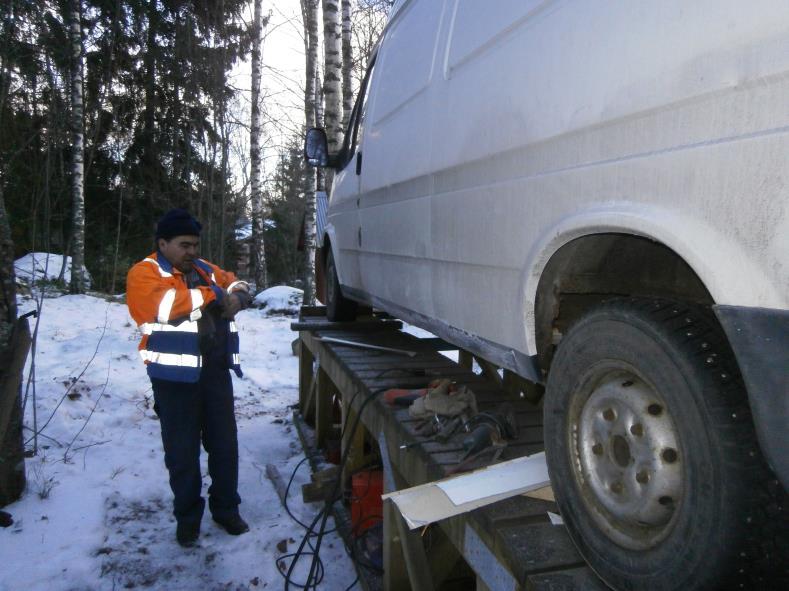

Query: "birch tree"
<box><xmin>68</xmin><ymin>0</ymin><xmax>86</xmax><ymax>294</ymax></box>
<box><xmin>250</xmin><ymin>0</ymin><xmax>268</xmax><ymax>291</ymax></box>
<box><xmin>301</xmin><ymin>0</ymin><xmax>320</xmax><ymax>305</ymax></box>
<box><xmin>322</xmin><ymin>0</ymin><xmax>343</xmax><ymax>161</ymax></box>
<box><xmin>341</xmin><ymin>0</ymin><xmax>353</xmax><ymax>130</ymax></box>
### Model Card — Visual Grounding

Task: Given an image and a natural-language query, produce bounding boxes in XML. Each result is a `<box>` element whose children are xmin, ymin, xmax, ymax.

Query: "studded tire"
<box><xmin>543</xmin><ymin>298</ymin><xmax>787</xmax><ymax>591</ymax></box>
<box><xmin>325</xmin><ymin>249</ymin><xmax>357</xmax><ymax>322</ymax></box>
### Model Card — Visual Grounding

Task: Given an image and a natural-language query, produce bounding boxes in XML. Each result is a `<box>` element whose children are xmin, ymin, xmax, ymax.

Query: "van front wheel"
<box><xmin>325</xmin><ymin>249</ymin><xmax>357</xmax><ymax>322</ymax></box>
<box><xmin>543</xmin><ymin>298</ymin><xmax>784</xmax><ymax>591</ymax></box>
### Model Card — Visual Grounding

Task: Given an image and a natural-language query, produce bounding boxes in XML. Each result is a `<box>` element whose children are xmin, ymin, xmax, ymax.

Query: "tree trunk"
<box><xmin>142</xmin><ymin>0</ymin><xmax>159</xmax><ymax>208</ymax></box>
<box><xmin>110</xmin><ymin>159</ymin><xmax>123</xmax><ymax>295</ymax></box>
<box><xmin>322</xmin><ymin>0</ymin><xmax>343</xmax><ymax>167</ymax></box>
<box><xmin>341</xmin><ymin>0</ymin><xmax>353</xmax><ymax>131</ymax></box>
<box><xmin>0</xmin><ymin>190</ymin><xmax>27</xmax><ymax>507</ymax></box>
<box><xmin>301</xmin><ymin>0</ymin><xmax>320</xmax><ymax>305</ymax></box>
<box><xmin>250</xmin><ymin>0</ymin><xmax>267</xmax><ymax>290</ymax></box>
<box><xmin>68</xmin><ymin>0</ymin><xmax>86</xmax><ymax>294</ymax></box>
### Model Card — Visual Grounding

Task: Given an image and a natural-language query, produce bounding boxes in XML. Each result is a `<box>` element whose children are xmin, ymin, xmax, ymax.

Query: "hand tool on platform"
<box><xmin>461</xmin><ymin>404</ymin><xmax>519</xmax><ymax>459</ymax></box>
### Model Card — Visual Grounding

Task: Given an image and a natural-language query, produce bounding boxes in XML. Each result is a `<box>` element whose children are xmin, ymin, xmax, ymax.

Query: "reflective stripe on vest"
<box><xmin>140</xmin><ymin>320</ymin><xmax>199</xmax><ymax>335</ymax></box>
<box><xmin>144</xmin><ymin>257</ymin><xmax>173</xmax><ymax>278</ymax></box>
<box><xmin>146</xmin><ymin>256</ymin><xmax>206</xmax><ymax>322</ymax></box>
<box><xmin>140</xmin><ymin>349</ymin><xmax>201</xmax><ymax>368</ymax></box>
<box><xmin>158</xmin><ymin>288</ymin><xmax>176</xmax><ymax>322</ymax></box>
<box><xmin>189</xmin><ymin>289</ymin><xmax>204</xmax><ymax>320</ymax></box>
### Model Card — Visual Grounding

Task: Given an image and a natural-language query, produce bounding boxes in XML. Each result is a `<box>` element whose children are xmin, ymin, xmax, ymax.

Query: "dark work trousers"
<box><xmin>151</xmin><ymin>362</ymin><xmax>241</xmax><ymax>525</ymax></box>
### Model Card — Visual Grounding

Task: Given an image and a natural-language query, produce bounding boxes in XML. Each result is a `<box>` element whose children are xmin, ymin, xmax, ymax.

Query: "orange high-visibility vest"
<box><xmin>126</xmin><ymin>252</ymin><xmax>247</xmax><ymax>382</ymax></box>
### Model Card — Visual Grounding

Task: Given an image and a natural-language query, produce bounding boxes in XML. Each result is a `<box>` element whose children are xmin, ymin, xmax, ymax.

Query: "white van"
<box><xmin>305</xmin><ymin>1</ymin><xmax>788</xmax><ymax>589</ymax></box>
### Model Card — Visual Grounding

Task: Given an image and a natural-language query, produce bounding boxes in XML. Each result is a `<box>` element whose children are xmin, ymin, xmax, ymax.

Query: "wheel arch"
<box><xmin>533</xmin><ymin>232</ymin><xmax>712</xmax><ymax>372</ymax></box>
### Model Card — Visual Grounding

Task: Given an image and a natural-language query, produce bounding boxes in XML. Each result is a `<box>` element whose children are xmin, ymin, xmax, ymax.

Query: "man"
<box><xmin>126</xmin><ymin>208</ymin><xmax>253</xmax><ymax>547</ymax></box>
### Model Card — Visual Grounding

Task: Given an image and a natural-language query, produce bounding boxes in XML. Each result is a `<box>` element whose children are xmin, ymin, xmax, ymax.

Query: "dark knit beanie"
<box><xmin>155</xmin><ymin>208</ymin><xmax>202</xmax><ymax>240</ymax></box>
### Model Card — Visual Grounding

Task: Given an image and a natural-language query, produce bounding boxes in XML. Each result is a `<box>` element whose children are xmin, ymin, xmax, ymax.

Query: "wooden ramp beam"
<box><xmin>292</xmin><ymin>306</ymin><xmax>606</xmax><ymax>591</ymax></box>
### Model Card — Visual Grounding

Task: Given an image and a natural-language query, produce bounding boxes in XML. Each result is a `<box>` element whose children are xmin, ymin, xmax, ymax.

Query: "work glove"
<box><xmin>221</xmin><ymin>288</ymin><xmax>252</xmax><ymax>319</ymax></box>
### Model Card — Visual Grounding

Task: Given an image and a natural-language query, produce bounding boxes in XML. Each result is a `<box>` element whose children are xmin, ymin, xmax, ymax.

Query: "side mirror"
<box><xmin>304</xmin><ymin>128</ymin><xmax>330</xmax><ymax>167</ymax></box>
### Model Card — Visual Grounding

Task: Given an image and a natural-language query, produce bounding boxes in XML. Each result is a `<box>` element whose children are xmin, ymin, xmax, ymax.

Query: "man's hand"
<box><xmin>220</xmin><ymin>288</ymin><xmax>252</xmax><ymax>319</ymax></box>
<box><xmin>220</xmin><ymin>293</ymin><xmax>242</xmax><ymax>319</ymax></box>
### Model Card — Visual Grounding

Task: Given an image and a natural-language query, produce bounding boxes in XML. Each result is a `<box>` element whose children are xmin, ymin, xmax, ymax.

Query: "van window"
<box><xmin>338</xmin><ymin>54</ymin><xmax>376</xmax><ymax>169</ymax></box>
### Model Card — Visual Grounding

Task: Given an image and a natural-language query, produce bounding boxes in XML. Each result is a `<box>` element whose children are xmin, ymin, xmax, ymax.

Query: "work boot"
<box><xmin>176</xmin><ymin>520</ymin><xmax>200</xmax><ymax>547</ymax></box>
<box><xmin>212</xmin><ymin>514</ymin><xmax>249</xmax><ymax>535</ymax></box>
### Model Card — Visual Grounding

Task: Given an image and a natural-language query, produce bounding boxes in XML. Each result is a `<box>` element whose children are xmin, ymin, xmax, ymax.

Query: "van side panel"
<box><xmin>351</xmin><ymin>0</ymin><xmax>789</xmax><ymax>358</ymax></box>
<box><xmin>353</xmin><ymin>0</ymin><xmax>450</xmax><ymax>314</ymax></box>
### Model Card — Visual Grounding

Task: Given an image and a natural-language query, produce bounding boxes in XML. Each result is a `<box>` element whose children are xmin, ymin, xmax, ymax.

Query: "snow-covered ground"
<box><xmin>1</xmin><ymin>287</ymin><xmax>356</xmax><ymax>590</ymax></box>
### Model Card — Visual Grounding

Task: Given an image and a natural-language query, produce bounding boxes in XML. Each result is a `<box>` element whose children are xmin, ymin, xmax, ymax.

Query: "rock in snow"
<box><xmin>253</xmin><ymin>285</ymin><xmax>303</xmax><ymax>316</ymax></box>
<box><xmin>14</xmin><ymin>252</ymin><xmax>93</xmax><ymax>289</ymax></box>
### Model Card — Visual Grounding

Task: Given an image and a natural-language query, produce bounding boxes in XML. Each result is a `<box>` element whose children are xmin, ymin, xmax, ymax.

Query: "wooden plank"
<box><xmin>298</xmin><ymin>305</ymin><xmax>327</xmax><ymax>318</ymax></box>
<box><xmin>527</xmin><ymin>567</ymin><xmax>612</xmax><ymax>591</ymax></box>
<box><xmin>477</xmin><ymin>495</ymin><xmax>556</xmax><ymax>530</ymax></box>
<box><xmin>496</xmin><ymin>523</ymin><xmax>586</xmax><ymax>582</ymax></box>
<box><xmin>412</xmin><ymin>337</ymin><xmax>457</xmax><ymax>351</ymax></box>
<box><xmin>291</xmin><ymin>319</ymin><xmax>403</xmax><ymax>331</ymax></box>
<box><xmin>353</xmin><ymin>366</ymin><xmax>457</xmax><ymax>379</ymax></box>
<box><xmin>265</xmin><ymin>464</ymin><xmax>288</xmax><ymax>506</ymax></box>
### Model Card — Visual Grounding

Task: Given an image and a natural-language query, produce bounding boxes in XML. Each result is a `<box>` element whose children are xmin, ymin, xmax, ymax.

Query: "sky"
<box><xmin>2</xmin><ymin>254</ymin><xmax>359</xmax><ymax>591</ymax></box>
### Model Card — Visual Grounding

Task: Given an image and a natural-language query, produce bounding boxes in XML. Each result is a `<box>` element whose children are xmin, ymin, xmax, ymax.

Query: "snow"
<box><xmin>235</xmin><ymin>222</ymin><xmax>252</xmax><ymax>241</ymax></box>
<box><xmin>14</xmin><ymin>252</ymin><xmax>93</xmax><ymax>290</ymax></box>
<box><xmin>253</xmin><ymin>286</ymin><xmax>303</xmax><ymax>316</ymax></box>
<box><xmin>1</xmin><ymin>291</ymin><xmax>356</xmax><ymax>590</ymax></box>
<box><xmin>235</xmin><ymin>220</ymin><xmax>276</xmax><ymax>241</ymax></box>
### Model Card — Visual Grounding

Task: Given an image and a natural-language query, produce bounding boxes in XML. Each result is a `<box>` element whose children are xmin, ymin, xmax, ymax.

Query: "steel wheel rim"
<box><xmin>569</xmin><ymin>365</ymin><xmax>684</xmax><ymax>550</ymax></box>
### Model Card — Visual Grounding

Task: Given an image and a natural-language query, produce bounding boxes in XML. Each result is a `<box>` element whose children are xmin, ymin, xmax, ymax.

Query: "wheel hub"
<box><xmin>574</xmin><ymin>370</ymin><xmax>683</xmax><ymax>549</ymax></box>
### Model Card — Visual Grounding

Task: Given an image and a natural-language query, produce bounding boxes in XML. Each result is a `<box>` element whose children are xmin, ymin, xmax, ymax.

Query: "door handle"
<box><xmin>356</xmin><ymin>151</ymin><xmax>363</xmax><ymax>175</ymax></box>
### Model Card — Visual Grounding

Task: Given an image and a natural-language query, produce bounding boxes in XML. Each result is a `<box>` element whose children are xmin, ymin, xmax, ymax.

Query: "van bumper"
<box><xmin>715</xmin><ymin>305</ymin><xmax>789</xmax><ymax>491</ymax></box>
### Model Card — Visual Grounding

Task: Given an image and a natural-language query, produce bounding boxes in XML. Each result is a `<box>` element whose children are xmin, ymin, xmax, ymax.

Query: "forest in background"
<box><xmin>0</xmin><ymin>0</ymin><xmax>390</xmax><ymax>295</ymax></box>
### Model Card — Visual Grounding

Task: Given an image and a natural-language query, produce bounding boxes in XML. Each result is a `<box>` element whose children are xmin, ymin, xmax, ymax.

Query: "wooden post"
<box><xmin>384</xmin><ymin>498</ymin><xmax>411</xmax><ymax>591</ymax></box>
<box><xmin>476</xmin><ymin>356</ymin><xmax>505</xmax><ymax>389</ymax></box>
<box><xmin>341</xmin><ymin>402</ymin><xmax>368</xmax><ymax>482</ymax></box>
<box><xmin>298</xmin><ymin>338</ymin><xmax>315</xmax><ymax>414</ymax></box>
<box><xmin>315</xmin><ymin>367</ymin><xmax>332</xmax><ymax>448</ymax></box>
<box><xmin>428</xmin><ymin>525</ymin><xmax>462</xmax><ymax>587</ymax></box>
<box><xmin>504</xmin><ymin>369</ymin><xmax>544</xmax><ymax>405</ymax></box>
<box><xmin>458</xmin><ymin>349</ymin><xmax>473</xmax><ymax>370</ymax></box>
<box><xmin>394</xmin><ymin>503</ymin><xmax>436</xmax><ymax>591</ymax></box>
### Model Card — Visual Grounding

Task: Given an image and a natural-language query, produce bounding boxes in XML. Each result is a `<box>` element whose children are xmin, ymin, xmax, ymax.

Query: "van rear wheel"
<box><xmin>326</xmin><ymin>249</ymin><xmax>357</xmax><ymax>322</ymax></box>
<box><xmin>543</xmin><ymin>298</ymin><xmax>786</xmax><ymax>591</ymax></box>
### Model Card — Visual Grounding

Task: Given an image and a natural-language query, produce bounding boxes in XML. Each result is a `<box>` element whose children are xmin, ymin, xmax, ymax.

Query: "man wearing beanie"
<box><xmin>126</xmin><ymin>208</ymin><xmax>253</xmax><ymax>547</ymax></box>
